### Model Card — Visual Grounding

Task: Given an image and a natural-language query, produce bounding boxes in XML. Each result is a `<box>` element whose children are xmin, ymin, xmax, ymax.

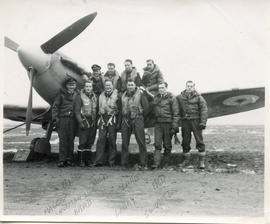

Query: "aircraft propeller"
<box><xmin>4</xmin><ymin>36</ymin><xmax>19</xmax><ymax>52</ymax></box>
<box><xmin>40</xmin><ymin>12</ymin><xmax>97</xmax><ymax>54</ymax></box>
<box><xmin>25</xmin><ymin>67</ymin><xmax>35</xmax><ymax>136</ymax></box>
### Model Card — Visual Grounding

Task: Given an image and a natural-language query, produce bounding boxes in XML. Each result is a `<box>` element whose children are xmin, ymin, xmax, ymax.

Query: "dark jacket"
<box><xmin>121</xmin><ymin>67</ymin><xmax>142</xmax><ymax>93</ymax></box>
<box><xmin>153</xmin><ymin>91</ymin><xmax>179</xmax><ymax>129</ymax></box>
<box><xmin>90</xmin><ymin>73</ymin><xmax>104</xmax><ymax>96</ymax></box>
<box><xmin>52</xmin><ymin>89</ymin><xmax>79</xmax><ymax>120</ymax></box>
<box><xmin>176</xmin><ymin>90</ymin><xmax>208</xmax><ymax>126</ymax></box>
<box><xmin>142</xmin><ymin>65</ymin><xmax>164</xmax><ymax>95</ymax></box>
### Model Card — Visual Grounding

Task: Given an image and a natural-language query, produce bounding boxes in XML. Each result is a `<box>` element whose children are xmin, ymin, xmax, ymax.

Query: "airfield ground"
<box><xmin>3</xmin><ymin>125</ymin><xmax>264</xmax><ymax>219</ymax></box>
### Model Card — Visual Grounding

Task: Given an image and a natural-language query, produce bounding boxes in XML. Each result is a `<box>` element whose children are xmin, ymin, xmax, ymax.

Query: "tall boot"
<box><xmin>181</xmin><ymin>152</ymin><xmax>192</xmax><ymax>168</ymax></box>
<box><xmin>198</xmin><ymin>152</ymin><xmax>206</xmax><ymax>169</ymax></box>
<box><xmin>162</xmin><ymin>151</ymin><xmax>171</xmax><ymax>168</ymax></box>
<box><xmin>85</xmin><ymin>151</ymin><xmax>92</xmax><ymax>167</ymax></box>
<box><xmin>78</xmin><ymin>151</ymin><xmax>85</xmax><ymax>167</ymax></box>
<box><xmin>151</xmin><ymin>150</ymin><xmax>161</xmax><ymax>169</ymax></box>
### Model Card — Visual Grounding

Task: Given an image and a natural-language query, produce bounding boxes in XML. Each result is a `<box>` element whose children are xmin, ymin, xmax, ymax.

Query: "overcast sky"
<box><xmin>1</xmin><ymin>0</ymin><xmax>268</xmax><ymax>125</ymax></box>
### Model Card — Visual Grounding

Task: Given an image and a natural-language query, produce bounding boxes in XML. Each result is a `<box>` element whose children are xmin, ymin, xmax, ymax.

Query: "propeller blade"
<box><xmin>41</xmin><ymin>12</ymin><xmax>97</xmax><ymax>54</ymax></box>
<box><xmin>4</xmin><ymin>36</ymin><xmax>19</xmax><ymax>52</ymax></box>
<box><xmin>25</xmin><ymin>68</ymin><xmax>34</xmax><ymax>136</ymax></box>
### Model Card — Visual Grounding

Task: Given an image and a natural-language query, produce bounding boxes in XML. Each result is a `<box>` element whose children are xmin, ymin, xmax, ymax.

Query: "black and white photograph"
<box><xmin>1</xmin><ymin>0</ymin><xmax>269</xmax><ymax>223</ymax></box>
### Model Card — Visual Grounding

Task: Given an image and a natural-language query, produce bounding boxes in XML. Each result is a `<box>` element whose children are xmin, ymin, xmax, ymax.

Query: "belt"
<box><xmin>59</xmin><ymin>111</ymin><xmax>74</xmax><ymax>117</ymax></box>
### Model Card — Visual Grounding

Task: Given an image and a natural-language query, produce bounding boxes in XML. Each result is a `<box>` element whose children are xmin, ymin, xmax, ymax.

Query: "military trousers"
<box><xmin>94</xmin><ymin>115</ymin><xmax>117</xmax><ymax>166</ymax></box>
<box><xmin>58</xmin><ymin>117</ymin><xmax>76</xmax><ymax>162</ymax></box>
<box><xmin>154</xmin><ymin>122</ymin><xmax>172</xmax><ymax>153</ymax></box>
<box><xmin>78</xmin><ymin>118</ymin><xmax>97</xmax><ymax>152</ymax></box>
<box><xmin>121</xmin><ymin>115</ymin><xmax>147</xmax><ymax>166</ymax></box>
<box><xmin>181</xmin><ymin>118</ymin><xmax>205</xmax><ymax>153</ymax></box>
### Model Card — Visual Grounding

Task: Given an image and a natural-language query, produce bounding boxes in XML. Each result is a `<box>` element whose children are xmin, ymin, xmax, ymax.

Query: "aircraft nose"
<box><xmin>18</xmin><ymin>47</ymin><xmax>51</xmax><ymax>73</ymax></box>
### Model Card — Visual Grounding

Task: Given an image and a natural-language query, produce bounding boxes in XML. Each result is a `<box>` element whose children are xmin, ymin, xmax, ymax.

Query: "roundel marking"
<box><xmin>222</xmin><ymin>95</ymin><xmax>260</xmax><ymax>106</ymax></box>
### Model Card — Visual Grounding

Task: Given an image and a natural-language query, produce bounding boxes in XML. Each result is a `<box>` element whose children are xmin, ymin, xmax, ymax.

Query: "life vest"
<box><xmin>102</xmin><ymin>71</ymin><xmax>120</xmax><ymax>89</ymax></box>
<box><xmin>80</xmin><ymin>90</ymin><xmax>97</xmax><ymax>119</ymax></box>
<box><xmin>122</xmin><ymin>88</ymin><xmax>143</xmax><ymax>118</ymax></box>
<box><xmin>99</xmin><ymin>89</ymin><xmax>119</xmax><ymax>115</ymax></box>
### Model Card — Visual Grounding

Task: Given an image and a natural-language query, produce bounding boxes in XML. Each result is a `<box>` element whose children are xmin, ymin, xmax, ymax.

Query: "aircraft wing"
<box><xmin>3</xmin><ymin>104</ymin><xmax>51</xmax><ymax>124</ymax></box>
<box><xmin>201</xmin><ymin>87</ymin><xmax>265</xmax><ymax>118</ymax></box>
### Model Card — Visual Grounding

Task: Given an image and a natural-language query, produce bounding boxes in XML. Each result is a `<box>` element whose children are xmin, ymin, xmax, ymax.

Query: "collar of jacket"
<box><xmin>126</xmin><ymin>87</ymin><xmax>138</xmax><ymax>97</ymax></box>
<box><xmin>82</xmin><ymin>89</ymin><xmax>94</xmax><ymax>98</ymax></box>
<box><xmin>181</xmin><ymin>90</ymin><xmax>200</xmax><ymax>98</ymax></box>
<box><xmin>143</xmin><ymin>64</ymin><xmax>160</xmax><ymax>74</ymax></box>
<box><xmin>105</xmin><ymin>90</ymin><xmax>114</xmax><ymax>97</ymax></box>
<box><xmin>104</xmin><ymin>70</ymin><xmax>119</xmax><ymax>78</ymax></box>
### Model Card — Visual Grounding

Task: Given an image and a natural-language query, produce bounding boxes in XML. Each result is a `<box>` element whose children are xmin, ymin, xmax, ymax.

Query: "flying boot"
<box><xmin>198</xmin><ymin>151</ymin><xmax>206</xmax><ymax>169</ymax></box>
<box><xmin>151</xmin><ymin>150</ymin><xmax>161</xmax><ymax>170</ymax></box>
<box><xmin>78</xmin><ymin>151</ymin><xmax>85</xmax><ymax>167</ymax></box>
<box><xmin>180</xmin><ymin>152</ymin><xmax>193</xmax><ymax>169</ymax></box>
<box><xmin>84</xmin><ymin>150</ymin><xmax>92</xmax><ymax>167</ymax></box>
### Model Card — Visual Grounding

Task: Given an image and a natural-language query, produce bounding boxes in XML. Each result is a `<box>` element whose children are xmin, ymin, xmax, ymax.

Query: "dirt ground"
<box><xmin>3</xmin><ymin>125</ymin><xmax>265</xmax><ymax>219</ymax></box>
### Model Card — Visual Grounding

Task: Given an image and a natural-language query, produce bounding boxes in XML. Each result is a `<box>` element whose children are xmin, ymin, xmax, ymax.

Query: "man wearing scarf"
<box><xmin>176</xmin><ymin>80</ymin><xmax>208</xmax><ymax>169</ymax></box>
<box><xmin>121</xmin><ymin>59</ymin><xmax>142</xmax><ymax>93</ymax></box>
<box><xmin>74</xmin><ymin>81</ymin><xmax>98</xmax><ymax>167</ymax></box>
<box><xmin>93</xmin><ymin>79</ymin><xmax>121</xmax><ymax>167</ymax></box>
<box><xmin>121</xmin><ymin>79</ymin><xmax>150</xmax><ymax>170</ymax></box>
<box><xmin>102</xmin><ymin>62</ymin><xmax>122</xmax><ymax>93</ymax></box>
<box><xmin>52</xmin><ymin>76</ymin><xmax>79</xmax><ymax>168</ymax></box>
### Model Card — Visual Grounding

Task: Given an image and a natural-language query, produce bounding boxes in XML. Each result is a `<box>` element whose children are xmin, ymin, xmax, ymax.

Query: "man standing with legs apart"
<box><xmin>121</xmin><ymin>79</ymin><xmax>150</xmax><ymax>170</ymax></box>
<box><xmin>176</xmin><ymin>80</ymin><xmax>208</xmax><ymax>169</ymax></box>
<box><xmin>93</xmin><ymin>79</ymin><xmax>121</xmax><ymax>167</ymax></box>
<box><xmin>74</xmin><ymin>81</ymin><xmax>98</xmax><ymax>167</ymax></box>
<box><xmin>52</xmin><ymin>75</ymin><xmax>79</xmax><ymax>167</ymax></box>
<box><xmin>152</xmin><ymin>82</ymin><xmax>179</xmax><ymax>169</ymax></box>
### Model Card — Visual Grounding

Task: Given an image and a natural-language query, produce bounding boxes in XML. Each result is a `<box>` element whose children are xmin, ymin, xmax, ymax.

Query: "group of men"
<box><xmin>52</xmin><ymin>59</ymin><xmax>208</xmax><ymax>170</ymax></box>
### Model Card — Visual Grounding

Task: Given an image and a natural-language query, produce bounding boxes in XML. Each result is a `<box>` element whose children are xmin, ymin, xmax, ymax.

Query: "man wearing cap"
<box><xmin>52</xmin><ymin>75</ymin><xmax>79</xmax><ymax>167</ymax></box>
<box><xmin>74</xmin><ymin>80</ymin><xmax>98</xmax><ymax>167</ymax></box>
<box><xmin>121</xmin><ymin>59</ymin><xmax>142</xmax><ymax>93</ymax></box>
<box><xmin>152</xmin><ymin>82</ymin><xmax>179</xmax><ymax>169</ymax></box>
<box><xmin>121</xmin><ymin>79</ymin><xmax>150</xmax><ymax>170</ymax></box>
<box><xmin>102</xmin><ymin>63</ymin><xmax>122</xmax><ymax>93</ymax></box>
<box><xmin>176</xmin><ymin>80</ymin><xmax>208</xmax><ymax>169</ymax></box>
<box><xmin>93</xmin><ymin>79</ymin><xmax>121</xmax><ymax>167</ymax></box>
<box><xmin>90</xmin><ymin>64</ymin><xmax>104</xmax><ymax>96</ymax></box>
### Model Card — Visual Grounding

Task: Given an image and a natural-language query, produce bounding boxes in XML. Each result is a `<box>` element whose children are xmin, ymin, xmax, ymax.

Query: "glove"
<box><xmin>199</xmin><ymin>124</ymin><xmax>206</xmax><ymax>130</ymax></box>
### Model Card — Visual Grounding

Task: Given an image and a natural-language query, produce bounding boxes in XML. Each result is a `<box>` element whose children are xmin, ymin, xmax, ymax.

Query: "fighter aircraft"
<box><xmin>3</xmin><ymin>12</ymin><xmax>265</xmax><ymax>154</ymax></box>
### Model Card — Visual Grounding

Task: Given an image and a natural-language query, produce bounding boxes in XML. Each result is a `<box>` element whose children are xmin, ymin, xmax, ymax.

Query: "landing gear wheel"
<box><xmin>35</xmin><ymin>137</ymin><xmax>51</xmax><ymax>155</ymax></box>
<box><xmin>145</xmin><ymin>133</ymin><xmax>151</xmax><ymax>144</ymax></box>
<box><xmin>29</xmin><ymin>137</ymin><xmax>51</xmax><ymax>161</ymax></box>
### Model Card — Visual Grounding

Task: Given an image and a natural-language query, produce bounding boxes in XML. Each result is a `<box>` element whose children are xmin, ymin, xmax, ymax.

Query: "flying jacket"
<box><xmin>152</xmin><ymin>91</ymin><xmax>179</xmax><ymax>129</ymax></box>
<box><xmin>121</xmin><ymin>67</ymin><xmax>142</xmax><ymax>93</ymax></box>
<box><xmin>52</xmin><ymin>88</ymin><xmax>79</xmax><ymax>120</ymax></box>
<box><xmin>176</xmin><ymin>90</ymin><xmax>208</xmax><ymax>126</ymax></box>
<box><xmin>142</xmin><ymin>65</ymin><xmax>164</xmax><ymax>95</ymax></box>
